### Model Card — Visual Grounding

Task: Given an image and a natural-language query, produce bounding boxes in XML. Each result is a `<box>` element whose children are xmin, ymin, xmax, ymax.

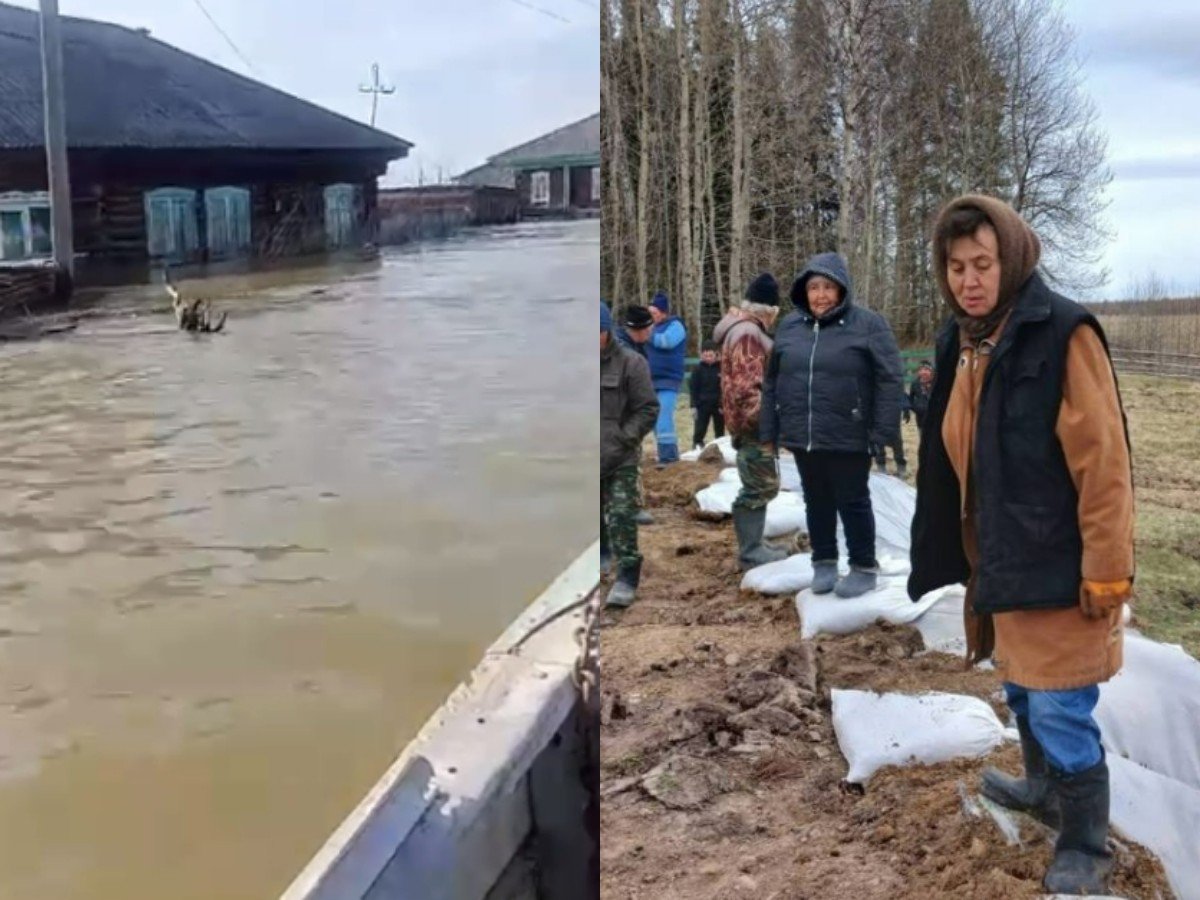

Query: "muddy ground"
<box><xmin>599</xmin><ymin>459</ymin><xmax>1174</xmax><ymax>900</ymax></box>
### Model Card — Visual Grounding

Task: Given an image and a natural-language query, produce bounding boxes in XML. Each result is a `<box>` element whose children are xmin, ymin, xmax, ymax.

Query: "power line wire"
<box><xmin>505</xmin><ymin>0</ymin><xmax>571</xmax><ymax>24</ymax></box>
<box><xmin>190</xmin><ymin>0</ymin><xmax>259</xmax><ymax>74</ymax></box>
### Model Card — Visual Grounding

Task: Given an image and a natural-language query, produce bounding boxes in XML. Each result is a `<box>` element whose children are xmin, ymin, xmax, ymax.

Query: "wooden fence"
<box><xmin>1109</xmin><ymin>347</ymin><xmax>1200</xmax><ymax>381</ymax></box>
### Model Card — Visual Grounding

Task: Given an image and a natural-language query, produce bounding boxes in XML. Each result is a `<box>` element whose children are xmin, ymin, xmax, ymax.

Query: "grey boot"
<box><xmin>896</xmin><ymin>464</ymin><xmax>908</xmax><ymax>479</ymax></box>
<box><xmin>981</xmin><ymin>716</ymin><xmax>1060</xmax><ymax>828</ymax></box>
<box><xmin>1043</xmin><ymin>758</ymin><xmax>1113</xmax><ymax>895</ymax></box>
<box><xmin>733</xmin><ymin>507</ymin><xmax>788</xmax><ymax>571</ymax></box>
<box><xmin>811</xmin><ymin>560</ymin><xmax>838</xmax><ymax>595</ymax></box>
<box><xmin>605</xmin><ymin>561</ymin><xmax>641</xmax><ymax>609</ymax></box>
<box><xmin>635</xmin><ymin>510</ymin><xmax>655</xmax><ymax>525</ymax></box>
<box><xmin>834</xmin><ymin>565</ymin><xmax>878</xmax><ymax>598</ymax></box>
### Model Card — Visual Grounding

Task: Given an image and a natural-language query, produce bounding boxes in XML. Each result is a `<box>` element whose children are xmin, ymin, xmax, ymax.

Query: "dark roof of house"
<box><xmin>457</xmin><ymin>113</ymin><xmax>599</xmax><ymax>186</ymax></box>
<box><xmin>0</xmin><ymin>2</ymin><xmax>412</xmax><ymax>154</ymax></box>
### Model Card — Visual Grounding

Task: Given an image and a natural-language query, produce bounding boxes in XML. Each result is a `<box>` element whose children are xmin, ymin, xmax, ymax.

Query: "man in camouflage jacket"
<box><xmin>601</xmin><ymin>302</ymin><xmax>660</xmax><ymax>607</ymax></box>
<box><xmin>714</xmin><ymin>274</ymin><xmax>788</xmax><ymax>570</ymax></box>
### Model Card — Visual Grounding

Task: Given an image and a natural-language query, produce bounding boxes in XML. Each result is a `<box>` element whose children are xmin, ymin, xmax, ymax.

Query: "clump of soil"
<box><xmin>600</xmin><ymin>462</ymin><xmax>1175</xmax><ymax>899</ymax></box>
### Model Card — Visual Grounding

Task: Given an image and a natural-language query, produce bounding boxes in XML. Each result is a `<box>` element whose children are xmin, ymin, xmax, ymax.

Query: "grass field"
<box><xmin>674</xmin><ymin>372</ymin><xmax>1200</xmax><ymax>657</ymax></box>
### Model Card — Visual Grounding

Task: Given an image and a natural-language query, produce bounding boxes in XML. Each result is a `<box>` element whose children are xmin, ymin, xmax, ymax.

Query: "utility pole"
<box><xmin>39</xmin><ymin>0</ymin><xmax>74</xmax><ymax>288</ymax></box>
<box><xmin>358</xmin><ymin>63</ymin><xmax>395</xmax><ymax>129</ymax></box>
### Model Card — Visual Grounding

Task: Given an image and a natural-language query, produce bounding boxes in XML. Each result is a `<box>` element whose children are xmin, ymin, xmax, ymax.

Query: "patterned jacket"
<box><xmin>715</xmin><ymin>311</ymin><xmax>773</xmax><ymax>439</ymax></box>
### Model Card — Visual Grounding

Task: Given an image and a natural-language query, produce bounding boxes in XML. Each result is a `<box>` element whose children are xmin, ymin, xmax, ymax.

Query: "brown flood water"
<box><xmin>0</xmin><ymin>220</ymin><xmax>599</xmax><ymax>899</ymax></box>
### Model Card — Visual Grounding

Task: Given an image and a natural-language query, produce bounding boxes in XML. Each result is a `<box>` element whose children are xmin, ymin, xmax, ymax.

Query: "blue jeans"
<box><xmin>655</xmin><ymin>389</ymin><xmax>679</xmax><ymax>462</ymax></box>
<box><xmin>1004</xmin><ymin>682</ymin><xmax>1102</xmax><ymax>774</ymax></box>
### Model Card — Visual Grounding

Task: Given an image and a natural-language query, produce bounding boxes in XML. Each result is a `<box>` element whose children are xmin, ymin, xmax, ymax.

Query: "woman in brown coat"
<box><xmin>909</xmin><ymin>195</ymin><xmax>1134</xmax><ymax>895</ymax></box>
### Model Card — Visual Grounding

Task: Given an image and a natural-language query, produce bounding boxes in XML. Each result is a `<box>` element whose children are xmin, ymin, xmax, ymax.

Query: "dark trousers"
<box><xmin>692</xmin><ymin>402</ymin><xmax>725</xmax><ymax>448</ymax></box>
<box><xmin>873</xmin><ymin>433</ymin><xmax>907</xmax><ymax>469</ymax></box>
<box><xmin>791</xmin><ymin>449</ymin><xmax>877</xmax><ymax>569</ymax></box>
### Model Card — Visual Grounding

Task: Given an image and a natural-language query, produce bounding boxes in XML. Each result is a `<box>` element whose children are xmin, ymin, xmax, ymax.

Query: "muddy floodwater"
<box><xmin>0</xmin><ymin>220</ymin><xmax>598</xmax><ymax>900</ymax></box>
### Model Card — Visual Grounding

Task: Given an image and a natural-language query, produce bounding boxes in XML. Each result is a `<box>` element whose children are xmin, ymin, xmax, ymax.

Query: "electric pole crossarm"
<box><xmin>358</xmin><ymin>63</ymin><xmax>395</xmax><ymax>128</ymax></box>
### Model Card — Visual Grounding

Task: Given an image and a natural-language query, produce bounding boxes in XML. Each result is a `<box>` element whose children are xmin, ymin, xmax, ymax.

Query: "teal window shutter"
<box><xmin>205</xmin><ymin>187</ymin><xmax>252</xmax><ymax>259</ymax></box>
<box><xmin>145</xmin><ymin>188</ymin><xmax>199</xmax><ymax>262</ymax></box>
<box><xmin>324</xmin><ymin>184</ymin><xmax>357</xmax><ymax>249</ymax></box>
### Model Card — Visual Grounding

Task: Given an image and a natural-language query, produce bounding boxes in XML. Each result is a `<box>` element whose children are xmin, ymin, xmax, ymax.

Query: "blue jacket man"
<box><xmin>646</xmin><ymin>291</ymin><xmax>687</xmax><ymax>464</ymax></box>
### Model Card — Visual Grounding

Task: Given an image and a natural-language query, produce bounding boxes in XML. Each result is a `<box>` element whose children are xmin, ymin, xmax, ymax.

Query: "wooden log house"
<box><xmin>455</xmin><ymin>114</ymin><xmax>599</xmax><ymax>219</ymax></box>
<box><xmin>0</xmin><ymin>1</ymin><xmax>411</xmax><ymax>286</ymax></box>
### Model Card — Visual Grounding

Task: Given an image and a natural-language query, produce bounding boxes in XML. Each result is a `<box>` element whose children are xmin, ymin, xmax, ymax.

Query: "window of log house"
<box><xmin>0</xmin><ymin>192</ymin><xmax>52</xmax><ymax>261</ymax></box>
<box><xmin>145</xmin><ymin>187</ymin><xmax>200</xmax><ymax>262</ymax></box>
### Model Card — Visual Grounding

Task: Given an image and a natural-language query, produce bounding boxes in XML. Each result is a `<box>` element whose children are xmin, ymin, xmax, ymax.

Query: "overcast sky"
<box><xmin>10</xmin><ymin>1</ymin><xmax>1196</xmax><ymax>297</ymax></box>
<box><xmin>1060</xmin><ymin>0</ymin><xmax>1200</xmax><ymax>297</ymax></box>
<box><xmin>11</xmin><ymin>0</ymin><xmax>598</xmax><ymax>187</ymax></box>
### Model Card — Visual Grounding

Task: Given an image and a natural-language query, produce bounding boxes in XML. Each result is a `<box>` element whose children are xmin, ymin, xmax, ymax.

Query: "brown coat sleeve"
<box><xmin>1055</xmin><ymin>326</ymin><xmax>1135</xmax><ymax>583</ymax></box>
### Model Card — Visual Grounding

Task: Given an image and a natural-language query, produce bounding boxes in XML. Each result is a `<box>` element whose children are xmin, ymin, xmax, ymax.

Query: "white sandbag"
<box><xmin>694</xmin><ymin>479</ymin><xmax>739</xmax><ymax>516</ymax></box>
<box><xmin>741</xmin><ymin>554</ymin><xmax>815</xmax><ymax>594</ymax></box>
<box><xmin>1109</xmin><ymin>754</ymin><xmax>1200</xmax><ymax>900</ymax></box>
<box><xmin>1097</xmin><ymin>632</ymin><xmax>1200</xmax><ymax>792</ymax></box>
<box><xmin>740</xmin><ymin>550</ymin><xmax>911</xmax><ymax>596</ymax></box>
<box><xmin>779</xmin><ymin>452</ymin><xmax>801</xmax><ymax>492</ymax></box>
<box><xmin>681</xmin><ymin>435</ymin><xmax>737</xmax><ymax>464</ymax></box>
<box><xmin>716</xmin><ymin>467</ymin><xmax>741</xmax><ymax>484</ymax></box>
<box><xmin>832</xmin><ymin>689</ymin><xmax>1007</xmax><ymax>784</ymax></box>
<box><xmin>868</xmin><ymin>472</ymin><xmax>917</xmax><ymax>556</ymax></box>
<box><xmin>796</xmin><ymin>577</ymin><xmax>944</xmax><ymax>639</ymax></box>
<box><xmin>694</xmin><ymin>479</ymin><xmax>807</xmax><ymax>538</ymax></box>
<box><xmin>913</xmin><ymin>586</ymin><xmax>968</xmax><ymax>655</ymax></box>
<box><xmin>762</xmin><ymin>492</ymin><xmax>807</xmax><ymax>537</ymax></box>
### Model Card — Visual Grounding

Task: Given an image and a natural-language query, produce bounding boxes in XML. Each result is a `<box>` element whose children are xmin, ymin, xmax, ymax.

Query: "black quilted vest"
<box><xmin>908</xmin><ymin>272</ymin><xmax>1129</xmax><ymax>614</ymax></box>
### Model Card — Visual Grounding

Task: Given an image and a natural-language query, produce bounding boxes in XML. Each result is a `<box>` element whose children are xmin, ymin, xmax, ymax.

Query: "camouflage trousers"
<box><xmin>601</xmin><ymin>465</ymin><xmax>641</xmax><ymax>570</ymax></box>
<box><xmin>733</xmin><ymin>435</ymin><xmax>780</xmax><ymax>512</ymax></box>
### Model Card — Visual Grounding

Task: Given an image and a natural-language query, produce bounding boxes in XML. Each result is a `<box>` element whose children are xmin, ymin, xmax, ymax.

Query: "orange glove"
<box><xmin>1080</xmin><ymin>579</ymin><xmax>1132</xmax><ymax>620</ymax></box>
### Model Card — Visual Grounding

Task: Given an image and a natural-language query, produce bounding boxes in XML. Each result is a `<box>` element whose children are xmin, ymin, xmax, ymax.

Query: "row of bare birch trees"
<box><xmin>600</xmin><ymin>0</ymin><xmax>1111</xmax><ymax>345</ymax></box>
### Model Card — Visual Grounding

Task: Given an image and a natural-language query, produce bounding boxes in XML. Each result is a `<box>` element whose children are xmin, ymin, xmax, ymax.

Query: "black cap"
<box><xmin>623</xmin><ymin>305</ymin><xmax>654</xmax><ymax>329</ymax></box>
<box><xmin>745</xmin><ymin>273</ymin><xmax>780</xmax><ymax>306</ymax></box>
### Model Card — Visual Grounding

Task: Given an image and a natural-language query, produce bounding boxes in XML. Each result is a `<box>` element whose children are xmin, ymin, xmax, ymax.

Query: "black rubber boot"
<box><xmin>981</xmin><ymin>716</ymin><xmax>1060</xmax><ymax>828</ymax></box>
<box><xmin>1043</xmin><ymin>757</ymin><xmax>1113</xmax><ymax>895</ymax></box>
<box><xmin>733</xmin><ymin>507</ymin><xmax>788</xmax><ymax>571</ymax></box>
<box><xmin>606</xmin><ymin>560</ymin><xmax>642</xmax><ymax>609</ymax></box>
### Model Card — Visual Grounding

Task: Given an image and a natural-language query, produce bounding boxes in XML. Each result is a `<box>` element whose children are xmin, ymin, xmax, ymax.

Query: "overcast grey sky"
<box><xmin>1060</xmin><ymin>0</ymin><xmax>1200</xmax><ymax>297</ymax></box>
<box><xmin>11</xmin><ymin>1</ymin><xmax>1196</xmax><ymax>297</ymax></box>
<box><xmin>11</xmin><ymin>0</ymin><xmax>598</xmax><ymax>187</ymax></box>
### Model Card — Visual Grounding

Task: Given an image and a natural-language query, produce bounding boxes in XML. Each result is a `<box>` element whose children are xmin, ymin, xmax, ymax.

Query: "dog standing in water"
<box><xmin>164</xmin><ymin>268</ymin><xmax>227</xmax><ymax>333</ymax></box>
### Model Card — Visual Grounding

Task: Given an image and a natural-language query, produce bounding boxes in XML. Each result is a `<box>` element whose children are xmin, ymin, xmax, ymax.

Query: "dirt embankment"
<box><xmin>600</xmin><ymin>461</ymin><xmax>1174</xmax><ymax>900</ymax></box>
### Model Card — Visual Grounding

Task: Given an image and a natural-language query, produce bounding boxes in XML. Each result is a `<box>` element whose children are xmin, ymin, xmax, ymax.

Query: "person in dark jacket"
<box><xmin>906</xmin><ymin>361</ymin><xmax>934</xmax><ymax>431</ymax></box>
<box><xmin>616</xmin><ymin>305</ymin><xmax>653</xmax><ymax>358</ymax></box>
<box><xmin>909</xmin><ymin>195</ymin><xmax>1134</xmax><ymax>895</ymax></box>
<box><xmin>614</xmin><ymin>303</ymin><xmax>657</xmax><ymax>526</ymax></box>
<box><xmin>601</xmin><ymin>302</ymin><xmax>659</xmax><ymax>608</ymax></box>
<box><xmin>646</xmin><ymin>292</ymin><xmax>688</xmax><ymax>464</ymax></box>
<box><xmin>761</xmin><ymin>252</ymin><xmax>904</xmax><ymax>598</ymax></box>
<box><xmin>688</xmin><ymin>341</ymin><xmax>724</xmax><ymax>449</ymax></box>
